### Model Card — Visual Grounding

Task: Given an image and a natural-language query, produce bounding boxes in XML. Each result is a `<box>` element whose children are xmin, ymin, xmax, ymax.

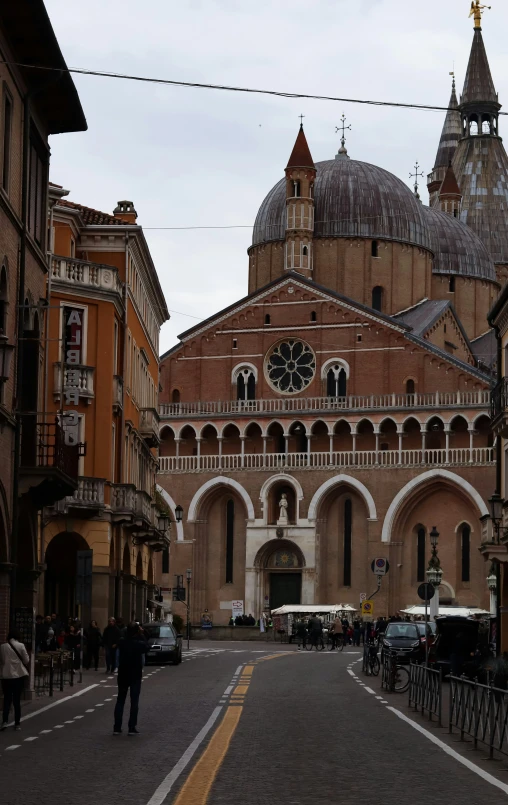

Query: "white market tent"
<box><xmin>271</xmin><ymin>604</ymin><xmax>357</xmax><ymax>616</ymax></box>
<box><xmin>401</xmin><ymin>605</ymin><xmax>492</xmax><ymax>618</ymax></box>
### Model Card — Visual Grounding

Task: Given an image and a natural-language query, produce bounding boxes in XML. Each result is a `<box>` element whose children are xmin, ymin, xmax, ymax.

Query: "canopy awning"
<box><xmin>400</xmin><ymin>605</ymin><xmax>492</xmax><ymax>618</ymax></box>
<box><xmin>271</xmin><ymin>604</ymin><xmax>357</xmax><ymax>616</ymax></box>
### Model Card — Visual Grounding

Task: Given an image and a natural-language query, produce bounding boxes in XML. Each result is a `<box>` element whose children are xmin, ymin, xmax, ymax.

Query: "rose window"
<box><xmin>265</xmin><ymin>340</ymin><xmax>316</xmax><ymax>394</ymax></box>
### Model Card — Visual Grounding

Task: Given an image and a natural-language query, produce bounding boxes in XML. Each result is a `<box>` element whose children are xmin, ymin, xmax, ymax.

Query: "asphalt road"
<box><xmin>1</xmin><ymin>642</ymin><xmax>508</xmax><ymax>805</ymax></box>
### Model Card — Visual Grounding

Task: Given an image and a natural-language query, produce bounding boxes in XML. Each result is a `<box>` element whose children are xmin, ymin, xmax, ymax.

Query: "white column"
<box><xmin>421</xmin><ymin>425</ymin><xmax>426</xmax><ymax>462</ymax></box>
<box><xmin>175</xmin><ymin>438</ymin><xmax>181</xmax><ymax>458</ymax></box>
<box><xmin>374</xmin><ymin>429</ymin><xmax>380</xmax><ymax>465</ymax></box>
<box><xmin>329</xmin><ymin>433</ymin><xmax>334</xmax><ymax>465</ymax></box>
<box><xmin>444</xmin><ymin>428</ymin><xmax>450</xmax><ymax>464</ymax></box>
<box><xmin>218</xmin><ymin>437</ymin><xmax>223</xmax><ymax>470</ymax></box>
<box><xmin>262</xmin><ymin>435</ymin><xmax>267</xmax><ymax>469</ymax></box>
<box><xmin>468</xmin><ymin>425</ymin><xmax>474</xmax><ymax>463</ymax></box>
<box><xmin>397</xmin><ymin>427</ymin><xmax>403</xmax><ymax>465</ymax></box>
<box><xmin>245</xmin><ymin>568</ymin><xmax>257</xmax><ymax>619</ymax></box>
<box><xmin>240</xmin><ymin>436</ymin><xmax>246</xmax><ymax>468</ymax></box>
<box><xmin>284</xmin><ymin>434</ymin><xmax>289</xmax><ymax>455</ymax></box>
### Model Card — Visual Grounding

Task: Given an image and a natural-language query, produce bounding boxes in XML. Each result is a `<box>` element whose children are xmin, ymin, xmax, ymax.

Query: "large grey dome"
<box><xmin>252</xmin><ymin>158</ymin><xmax>432</xmax><ymax>251</ymax></box>
<box><xmin>425</xmin><ymin>207</ymin><xmax>496</xmax><ymax>281</ymax></box>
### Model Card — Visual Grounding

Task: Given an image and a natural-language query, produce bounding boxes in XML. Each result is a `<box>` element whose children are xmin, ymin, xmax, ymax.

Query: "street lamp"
<box><xmin>175</xmin><ymin>504</ymin><xmax>184</xmax><ymax>523</ymax></box>
<box><xmin>489</xmin><ymin>493</ymin><xmax>504</xmax><ymax>534</ymax></box>
<box><xmin>186</xmin><ymin>568</ymin><xmax>192</xmax><ymax>650</ymax></box>
<box><xmin>426</xmin><ymin>526</ymin><xmax>442</xmax><ymax>621</ymax></box>
<box><xmin>157</xmin><ymin>513</ymin><xmax>169</xmax><ymax>534</ymax></box>
<box><xmin>0</xmin><ymin>334</ymin><xmax>14</xmax><ymax>382</ymax></box>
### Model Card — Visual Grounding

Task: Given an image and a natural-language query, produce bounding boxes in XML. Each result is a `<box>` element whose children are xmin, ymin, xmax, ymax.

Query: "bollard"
<box><xmin>49</xmin><ymin>655</ymin><xmax>54</xmax><ymax>697</ymax></box>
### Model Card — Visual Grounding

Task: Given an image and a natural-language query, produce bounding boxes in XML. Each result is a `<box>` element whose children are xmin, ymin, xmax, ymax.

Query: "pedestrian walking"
<box><xmin>353</xmin><ymin>618</ymin><xmax>361</xmax><ymax>647</ymax></box>
<box><xmin>113</xmin><ymin>622</ymin><xmax>148</xmax><ymax>735</ymax></box>
<box><xmin>0</xmin><ymin>629</ymin><xmax>29</xmax><ymax>731</ymax></box>
<box><xmin>295</xmin><ymin>619</ymin><xmax>307</xmax><ymax>650</ymax></box>
<box><xmin>85</xmin><ymin>620</ymin><xmax>102</xmax><ymax>670</ymax></box>
<box><xmin>103</xmin><ymin>617</ymin><xmax>121</xmax><ymax>673</ymax></box>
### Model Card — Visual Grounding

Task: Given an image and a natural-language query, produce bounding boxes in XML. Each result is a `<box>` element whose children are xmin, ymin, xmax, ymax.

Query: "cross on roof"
<box><xmin>409</xmin><ymin>161</ymin><xmax>424</xmax><ymax>198</ymax></box>
<box><xmin>299</xmin><ymin>114</ymin><xmax>305</xmax><ymax>126</ymax></box>
<box><xmin>335</xmin><ymin>114</ymin><xmax>351</xmax><ymax>150</ymax></box>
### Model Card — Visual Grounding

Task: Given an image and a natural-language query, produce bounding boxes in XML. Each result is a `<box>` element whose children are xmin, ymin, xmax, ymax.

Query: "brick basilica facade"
<box><xmin>157</xmin><ymin>25</ymin><xmax>506</xmax><ymax>625</ymax></box>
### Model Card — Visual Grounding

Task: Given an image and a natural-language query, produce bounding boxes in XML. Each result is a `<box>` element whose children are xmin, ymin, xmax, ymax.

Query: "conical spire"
<box><xmin>432</xmin><ymin>77</ymin><xmax>461</xmax><ymax>170</ymax></box>
<box><xmin>461</xmin><ymin>28</ymin><xmax>498</xmax><ymax>106</ymax></box>
<box><xmin>286</xmin><ymin>124</ymin><xmax>315</xmax><ymax>169</ymax></box>
<box><xmin>440</xmin><ymin>162</ymin><xmax>461</xmax><ymax>198</ymax></box>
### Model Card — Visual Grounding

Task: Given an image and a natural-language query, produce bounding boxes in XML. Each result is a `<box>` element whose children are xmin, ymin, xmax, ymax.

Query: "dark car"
<box><xmin>143</xmin><ymin>622</ymin><xmax>182</xmax><ymax>665</ymax></box>
<box><xmin>381</xmin><ymin>622</ymin><xmax>423</xmax><ymax>664</ymax></box>
<box><xmin>430</xmin><ymin>616</ymin><xmax>481</xmax><ymax>676</ymax></box>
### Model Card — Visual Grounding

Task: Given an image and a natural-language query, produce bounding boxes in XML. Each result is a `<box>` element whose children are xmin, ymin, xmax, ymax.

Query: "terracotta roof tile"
<box><xmin>439</xmin><ymin>164</ymin><xmax>461</xmax><ymax>197</ymax></box>
<box><xmin>286</xmin><ymin>125</ymin><xmax>315</xmax><ymax>169</ymax></box>
<box><xmin>58</xmin><ymin>199</ymin><xmax>128</xmax><ymax>226</ymax></box>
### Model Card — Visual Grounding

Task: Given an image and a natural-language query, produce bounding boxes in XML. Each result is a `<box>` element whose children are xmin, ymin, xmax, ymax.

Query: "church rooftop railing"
<box><xmin>158</xmin><ymin>446</ymin><xmax>494</xmax><ymax>473</ymax></box>
<box><xmin>159</xmin><ymin>390</ymin><xmax>490</xmax><ymax>419</ymax></box>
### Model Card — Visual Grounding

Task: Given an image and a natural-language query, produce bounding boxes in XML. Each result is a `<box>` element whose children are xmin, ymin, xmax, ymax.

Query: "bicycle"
<box><xmin>328</xmin><ymin>634</ymin><xmax>344</xmax><ymax>652</ymax></box>
<box><xmin>367</xmin><ymin>641</ymin><xmax>380</xmax><ymax>675</ymax></box>
<box><xmin>383</xmin><ymin>651</ymin><xmax>410</xmax><ymax>692</ymax></box>
<box><xmin>306</xmin><ymin>634</ymin><xmax>325</xmax><ymax>651</ymax></box>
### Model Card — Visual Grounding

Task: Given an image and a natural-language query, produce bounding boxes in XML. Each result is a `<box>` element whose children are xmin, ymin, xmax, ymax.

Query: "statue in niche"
<box><xmin>277</xmin><ymin>493</ymin><xmax>289</xmax><ymax>526</ymax></box>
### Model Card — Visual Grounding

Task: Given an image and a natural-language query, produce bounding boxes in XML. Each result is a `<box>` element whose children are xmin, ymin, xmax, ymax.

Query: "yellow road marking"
<box><xmin>233</xmin><ymin>685</ymin><xmax>248</xmax><ymax>695</ymax></box>
<box><xmin>173</xmin><ymin>707</ymin><xmax>242</xmax><ymax>805</ymax></box>
<box><xmin>242</xmin><ymin>665</ymin><xmax>255</xmax><ymax>675</ymax></box>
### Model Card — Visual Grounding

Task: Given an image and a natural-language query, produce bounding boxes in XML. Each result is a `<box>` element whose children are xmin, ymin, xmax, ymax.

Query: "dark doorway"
<box><xmin>45</xmin><ymin>531</ymin><xmax>90</xmax><ymax>620</ymax></box>
<box><xmin>269</xmin><ymin>573</ymin><xmax>301</xmax><ymax>611</ymax></box>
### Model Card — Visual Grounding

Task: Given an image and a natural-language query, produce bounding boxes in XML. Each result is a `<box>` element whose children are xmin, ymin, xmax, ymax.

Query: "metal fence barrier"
<box><xmin>409</xmin><ymin>662</ymin><xmax>442</xmax><ymax>725</ymax></box>
<box><xmin>449</xmin><ymin>675</ymin><xmax>508</xmax><ymax>759</ymax></box>
<box><xmin>381</xmin><ymin>652</ymin><xmax>396</xmax><ymax>692</ymax></box>
<box><xmin>33</xmin><ymin>651</ymin><xmax>76</xmax><ymax>697</ymax></box>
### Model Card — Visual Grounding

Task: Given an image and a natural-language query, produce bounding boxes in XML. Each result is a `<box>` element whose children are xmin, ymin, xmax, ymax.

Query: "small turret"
<box><xmin>438</xmin><ymin>163</ymin><xmax>462</xmax><ymax>218</ymax></box>
<box><xmin>284</xmin><ymin>123</ymin><xmax>316</xmax><ymax>277</ymax></box>
<box><xmin>427</xmin><ymin>76</ymin><xmax>461</xmax><ymax>206</ymax></box>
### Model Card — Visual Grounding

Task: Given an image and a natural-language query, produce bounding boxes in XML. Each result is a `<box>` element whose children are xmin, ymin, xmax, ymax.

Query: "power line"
<box><xmin>4</xmin><ymin>58</ymin><xmax>507</xmax><ymax>116</ymax></box>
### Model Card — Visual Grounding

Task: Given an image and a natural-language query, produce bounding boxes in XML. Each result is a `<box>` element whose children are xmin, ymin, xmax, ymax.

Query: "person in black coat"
<box><xmin>102</xmin><ymin>618</ymin><xmax>121</xmax><ymax>673</ymax></box>
<box><xmin>85</xmin><ymin>621</ymin><xmax>102</xmax><ymax>670</ymax></box>
<box><xmin>113</xmin><ymin>623</ymin><xmax>148</xmax><ymax>735</ymax></box>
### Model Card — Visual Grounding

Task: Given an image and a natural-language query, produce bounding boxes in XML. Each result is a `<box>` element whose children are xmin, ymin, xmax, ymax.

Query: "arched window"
<box><xmin>302</xmin><ymin>245</ymin><xmax>308</xmax><ymax>257</ymax></box>
<box><xmin>236</xmin><ymin>368</ymin><xmax>256</xmax><ymax>401</ymax></box>
<box><xmin>310</xmin><ymin>310</ymin><xmax>317</xmax><ymax>322</ymax></box>
<box><xmin>225</xmin><ymin>499</ymin><xmax>234</xmax><ymax>583</ymax></box>
<box><xmin>469</xmin><ymin>117</ymin><xmax>479</xmax><ymax>136</ymax></box>
<box><xmin>265</xmin><ymin>313</ymin><xmax>271</xmax><ymax>325</ymax></box>
<box><xmin>406</xmin><ymin>379</ymin><xmax>415</xmax><ymax>397</ymax></box>
<box><xmin>482</xmin><ymin>117</ymin><xmax>491</xmax><ymax>134</ymax></box>
<box><xmin>449</xmin><ymin>275</ymin><xmax>455</xmax><ymax>293</ymax></box>
<box><xmin>171</xmin><ymin>389</ymin><xmax>180</xmax><ymax>404</ymax></box>
<box><xmin>371</xmin><ymin>240</ymin><xmax>379</xmax><ymax>258</ymax></box>
<box><xmin>461</xmin><ymin>523</ymin><xmax>471</xmax><ymax>582</ymax></box>
<box><xmin>327</xmin><ymin>365</ymin><xmax>347</xmax><ymax>398</ymax></box>
<box><xmin>294</xmin><ymin>180</ymin><xmax>301</xmax><ymax>197</ymax></box>
<box><xmin>343</xmin><ymin>499</ymin><xmax>352</xmax><ymax>586</ymax></box>
<box><xmin>372</xmin><ymin>286</ymin><xmax>383</xmax><ymax>312</ymax></box>
<box><xmin>417</xmin><ymin>527</ymin><xmax>425</xmax><ymax>582</ymax></box>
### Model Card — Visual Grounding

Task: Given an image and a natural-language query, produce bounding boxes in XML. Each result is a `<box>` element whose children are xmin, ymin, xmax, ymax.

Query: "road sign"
<box><xmin>371</xmin><ymin>558</ymin><xmax>389</xmax><ymax>576</ymax></box>
<box><xmin>232</xmin><ymin>600</ymin><xmax>244</xmax><ymax>619</ymax></box>
<box><xmin>361</xmin><ymin>600</ymin><xmax>374</xmax><ymax>616</ymax></box>
<box><xmin>360</xmin><ymin>593</ymin><xmax>367</xmax><ymax>603</ymax></box>
<box><xmin>417</xmin><ymin>582</ymin><xmax>435</xmax><ymax>601</ymax></box>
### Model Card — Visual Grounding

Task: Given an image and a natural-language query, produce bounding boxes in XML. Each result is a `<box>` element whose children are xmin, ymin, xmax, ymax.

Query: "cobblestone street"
<box><xmin>2</xmin><ymin>643</ymin><xmax>508</xmax><ymax>804</ymax></box>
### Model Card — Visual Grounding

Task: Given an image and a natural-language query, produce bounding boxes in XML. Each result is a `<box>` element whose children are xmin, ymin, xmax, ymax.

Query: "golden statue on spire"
<box><xmin>469</xmin><ymin>1</ymin><xmax>491</xmax><ymax>29</ymax></box>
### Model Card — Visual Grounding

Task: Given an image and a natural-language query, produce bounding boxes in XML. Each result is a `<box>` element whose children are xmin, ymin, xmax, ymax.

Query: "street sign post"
<box><xmin>371</xmin><ymin>558</ymin><xmax>389</xmax><ymax>576</ymax></box>
<box><xmin>361</xmin><ymin>600</ymin><xmax>374</xmax><ymax>617</ymax></box>
<box><xmin>417</xmin><ymin>583</ymin><xmax>435</xmax><ymax>667</ymax></box>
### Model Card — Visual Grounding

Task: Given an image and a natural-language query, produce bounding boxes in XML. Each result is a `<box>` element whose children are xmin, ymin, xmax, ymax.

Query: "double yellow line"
<box><xmin>173</xmin><ymin>656</ymin><xmax>291</xmax><ymax>804</ymax></box>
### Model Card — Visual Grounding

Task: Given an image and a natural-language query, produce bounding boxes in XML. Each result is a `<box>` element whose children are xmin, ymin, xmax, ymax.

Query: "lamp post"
<box><xmin>186</xmin><ymin>568</ymin><xmax>192</xmax><ymax>650</ymax></box>
<box><xmin>426</xmin><ymin>526</ymin><xmax>442</xmax><ymax>622</ymax></box>
<box><xmin>175</xmin><ymin>504</ymin><xmax>183</xmax><ymax>524</ymax></box>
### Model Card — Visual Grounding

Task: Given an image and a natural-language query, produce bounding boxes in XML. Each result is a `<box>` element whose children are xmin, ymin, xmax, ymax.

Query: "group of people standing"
<box><xmin>294</xmin><ymin>616</ymin><xmax>365</xmax><ymax>649</ymax></box>
<box><xmin>35</xmin><ymin>613</ymin><xmax>106</xmax><ymax>670</ymax></box>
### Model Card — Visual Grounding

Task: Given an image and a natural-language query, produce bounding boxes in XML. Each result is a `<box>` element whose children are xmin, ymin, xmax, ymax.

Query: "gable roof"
<box><xmin>470</xmin><ymin>329</ymin><xmax>497</xmax><ymax>372</ymax></box>
<box><xmin>160</xmin><ymin>272</ymin><xmax>490</xmax><ymax>382</ymax></box>
<box><xmin>393</xmin><ymin>299</ymin><xmax>450</xmax><ymax>337</ymax></box>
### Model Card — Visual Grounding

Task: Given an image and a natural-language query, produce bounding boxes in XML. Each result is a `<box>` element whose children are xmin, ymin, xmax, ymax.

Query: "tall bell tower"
<box><xmin>284</xmin><ymin>122</ymin><xmax>316</xmax><ymax>278</ymax></box>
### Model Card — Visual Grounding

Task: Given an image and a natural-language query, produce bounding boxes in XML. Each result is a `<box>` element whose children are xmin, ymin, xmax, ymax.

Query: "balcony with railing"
<box><xmin>160</xmin><ymin>390</ymin><xmax>491</xmax><ymax>420</ymax></box>
<box><xmin>52</xmin><ymin>476</ymin><xmax>105</xmax><ymax>515</ymax></box>
<box><xmin>50</xmin><ymin>255</ymin><xmax>123</xmax><ymax>296</ymax></box>
<box><xmin>20</xmin><ymin>419</ymin><xmax>81</xmax><ymax>507</ymax></box>
<box><xmin>159</xmin><ymin>446</ymin><xmax>495</xmax><ymax>473</ymax></box>
<box><xmin>491</xmin><ymin>378</ymin><xmax>508</xmax><ymax>437</ymax></box>
<box><xmin>53</xmin><ymin>363</ymin><xmax>95</xmax><ymax>404</ymax></box>
<box><xmin>140</xmin><ymin>407</ymin><xmax>160</xmax><ymax>447</ymax></box>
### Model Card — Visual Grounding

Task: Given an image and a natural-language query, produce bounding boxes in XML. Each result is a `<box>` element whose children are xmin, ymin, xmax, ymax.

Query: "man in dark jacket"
<box><xmin>102</xmin><ymin>618</ymin><xmax>121</xmax><ymax>673</ymax></box>
<box><xmin>113</xmin><ymin>623</ymin><xmax>148</xmax><ymax>735</ymax></box>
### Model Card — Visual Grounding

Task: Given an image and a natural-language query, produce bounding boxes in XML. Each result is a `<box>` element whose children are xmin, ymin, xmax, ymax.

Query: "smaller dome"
<box><xmin>425</xmin><ymin>208</ymin><xmax>496</xmax><ymax>281</ymax></box>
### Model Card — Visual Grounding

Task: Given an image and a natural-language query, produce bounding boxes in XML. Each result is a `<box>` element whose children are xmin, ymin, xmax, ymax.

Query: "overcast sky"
<box><xmin>45</xmin><ymin>0</ymin><xmax>508</xmax><ymax>354</ymax></box>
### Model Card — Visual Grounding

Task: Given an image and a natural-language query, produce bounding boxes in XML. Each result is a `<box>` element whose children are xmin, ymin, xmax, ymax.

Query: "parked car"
<box><xmin>381</xmin><ymin>622</ymin><xmax>423</xmax><ymax>664</ymax></box>
<box><xmin>429</xmin><ymin>616</ymin><xmax>480</xmax><ymax>676</ymax></box>
<box><xmin>143</xmin><ymin>622</ymin><xmax>183</xmax><ymax>665</ymax></box>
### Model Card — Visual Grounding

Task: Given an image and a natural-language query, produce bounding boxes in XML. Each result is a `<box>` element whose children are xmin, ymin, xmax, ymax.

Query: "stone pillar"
<box><xmin>307</xmin><ymin>434</ymin><xmax>312</xmax><ymax>466</ymax></box>
<box><xmin>262</xmin><ymin>436</ymin><xmax>267</xmax><ymax>469</ymax></box>
<box><xmin>218</xmin><ymin>437</ymin><xmax>223</xmax><ymax>469</ymax></box>
<box><xmin>284</xmin><ymin>434</ymin><xmax>289</xmax><ymax>455</ymax></box>
<box><xmin>91</xmin><ymin>567</ymin><xmax>111</xmax><ymax>628</ymax></box>
<box><xmin>374</xmin><ymin>428</ymin><xmax>380</xmax><ymax>465</ymax></box>
<box><xmin>240</xmin><ymin>436</ymin><xmax>246</xmax><ymax>468</ymax></box>
<box><xmin>397</xmin><ymin>426</ymin><xmax>404</xmax><ymax>465</ymax></box>
<box><xmin>421</xmin><ymin>425</ymin><xmax>427</xmax><ymax>459</ymax></box>
<box><xmin>329</xmin><ymin>433</ymin><xmax>334</xmax><ymax>465</ymax></box>
<box><xmin>245</xmin><ymin>568</ymin><xmax>257</xmax><ymax>618</ymax></box>
<box><xmin>468</xmin><ymin>425</ymin><xmax>474</xmax><ymax>462</ymax></box>
<box><xmin>196</xmin><ymin>437</ymin><xmax>201</xmax><ymax>466</ymax></box>
<box><xmin>301</xmin><ymin>568</ymin><xmax>315</xmax><ymax>605</ymax></box>
<box><xmin>175</xmin><ymin>438</ymin><xmax>181</xmax><ymax>459</ymax></box>
<box><xmin>444</xmin><ymin>428</ymin><xmax>450</xmax><ymax>464</ymax></box>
